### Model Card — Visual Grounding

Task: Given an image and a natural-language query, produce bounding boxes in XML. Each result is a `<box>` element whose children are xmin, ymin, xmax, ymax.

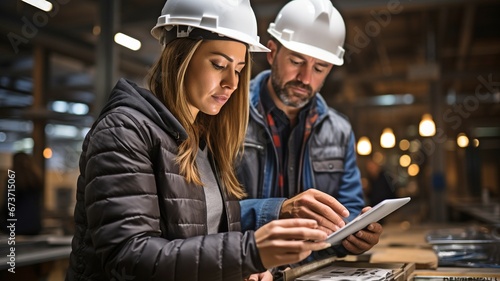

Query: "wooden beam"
<box><xmin>32</xmin><ymin>45</ymin><xmax>48</xmax><ymax>192</ymax></box>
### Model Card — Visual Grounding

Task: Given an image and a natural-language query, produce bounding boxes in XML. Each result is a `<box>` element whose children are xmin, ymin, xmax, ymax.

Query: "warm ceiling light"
<box><xmin>114</xmin><ymin>32</ymin><xmax>141</xmax><ymax>51</ymax></box>
<box><xmin>419</xmin><ymin>113</ymin><xmax>436</xmax><ymax>137</ymax></box>
<box><xmin>380</xmin><ymin>128</ymin><xmax>395</xmax><ymax>148</ymax></box>
<box><xmin>473</xmin><ymin>139</ymin><xmax>480</xmax><ymax>147</ymax></box>
<box><xmin>399</xmin><ymin>154</ymin><xmax>411</xmax><ymax>167</ymax></box>
<box><xmin>43</xmin><ymin>147</ymin><xmax>53</xmax><ymax>159</ymax></box>
<box><xmin>399</xmin><ymin>139</ymin><xmax>410</xmax><ymax>151</ymax></box>
<box><xmin>456</xmin><ymin>133</ymin><xmax>469</xmax><ymax>148</ymax></box>
<box><xmin>93</xmin><ymin>25</ymin><xmax>101</xmax><ymax>36</ymax></box>
<box><xmin>356</xmin><ymin>136</ymin><xmax>372</xmax><ymax>156</ymax></box>
<box><xmin>408</xmin><ymin>164</ymin><xmax>420</xmax><ymax>176</ymax></box>
<box><xmin>409</xmin><ymin>140</ymin><xmax>421</xmax><ymax>153</ymax></box>
<box><xmin>22</xmin><ymin>0</ymin><xmax>53</xmax><ymax>12</ymax></box>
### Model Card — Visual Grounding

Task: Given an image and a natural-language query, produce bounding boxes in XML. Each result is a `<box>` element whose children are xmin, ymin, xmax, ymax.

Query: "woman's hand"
<box><xmin>245</xmin><ymin>270</ymin><xmax>273</xmax><ymax>281</ymax></box>
<box><xmin>254</xmin><ymin>218</ymin><xmax>331</xmax><ymax>269</ymax></box>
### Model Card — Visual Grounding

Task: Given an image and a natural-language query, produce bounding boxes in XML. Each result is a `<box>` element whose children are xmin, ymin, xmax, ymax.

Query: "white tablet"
<box><xmin>324</xmin><ymin>197</ymin><xmax>411</xmax><ymax>245</ymax></box>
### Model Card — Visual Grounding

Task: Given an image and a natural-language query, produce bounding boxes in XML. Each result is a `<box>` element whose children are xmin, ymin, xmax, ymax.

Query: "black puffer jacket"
<box><xmin>66</xmin><ymin>78</ymin><xmax>265</xmax><ymax>281</ymax></box>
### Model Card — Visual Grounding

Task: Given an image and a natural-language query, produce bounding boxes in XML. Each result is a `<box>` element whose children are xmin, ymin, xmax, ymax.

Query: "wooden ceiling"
<box><xmin>0</xmin><ymin>0</ymin><xmax>499</xmax><ymax>149</ymax></box>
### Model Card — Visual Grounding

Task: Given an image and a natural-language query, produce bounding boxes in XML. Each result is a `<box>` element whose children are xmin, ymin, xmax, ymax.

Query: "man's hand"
<box><xmin>279</xmin><ymin>189</ymin><xmax>349</xmax><ymax>234</ymax></box>
<box><xmin>341</xmin><ymin>206</ymin><xmax>383</xmax><ymax>254</ymax></box>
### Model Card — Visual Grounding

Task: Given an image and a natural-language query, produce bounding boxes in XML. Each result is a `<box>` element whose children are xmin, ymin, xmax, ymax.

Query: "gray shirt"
<box><xmin>196</xmin><ymin>147</ymin><xmax>223</xmax><ymax>234</ymax></box>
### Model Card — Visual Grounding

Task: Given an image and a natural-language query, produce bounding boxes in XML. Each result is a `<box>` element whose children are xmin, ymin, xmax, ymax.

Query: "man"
<box><xmin>365</xmin><ymin>158</ymin><xmax>397</xmax><ymax>207</ymax></box>
<box><xmin>238</xmin><ymin>0</ymin><xmax>382</xmax><ymax>258</ymax></box>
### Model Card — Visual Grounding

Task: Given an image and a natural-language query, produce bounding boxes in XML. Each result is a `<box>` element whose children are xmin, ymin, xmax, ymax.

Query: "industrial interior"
<box><xmin>0</xmin><ymin>0</ymin><xmax>499</xmax><ymax>280</ymax></box>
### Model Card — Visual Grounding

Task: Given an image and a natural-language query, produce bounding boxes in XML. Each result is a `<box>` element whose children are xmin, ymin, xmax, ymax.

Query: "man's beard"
<box><xmin>270</xmin><ymin>65</ymin><xmax>318</xmax><ymax>109</ymax></box>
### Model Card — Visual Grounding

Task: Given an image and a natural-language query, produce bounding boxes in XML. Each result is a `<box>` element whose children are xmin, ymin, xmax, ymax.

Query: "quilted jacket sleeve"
<box><xmin>83</xmin><ymin>110</ymin><xmax>265</xmax><ymax>281</ymax></box>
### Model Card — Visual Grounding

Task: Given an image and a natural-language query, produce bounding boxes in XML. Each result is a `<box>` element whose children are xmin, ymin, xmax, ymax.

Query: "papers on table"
<box><xmin>296</xmin><ymin>265</ymin><xmax>393</xmax><ymax>281</ymax></box>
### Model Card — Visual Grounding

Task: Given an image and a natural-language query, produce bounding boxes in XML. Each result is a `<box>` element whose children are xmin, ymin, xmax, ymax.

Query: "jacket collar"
<box><xmin>104</xmin><ymin>78</ymin><xmax>188</xmax><ymax>142</ymax></box>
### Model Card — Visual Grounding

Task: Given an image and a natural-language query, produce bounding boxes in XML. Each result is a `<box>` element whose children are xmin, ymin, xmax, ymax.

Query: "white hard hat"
<box><xmin>268</xmin><ymin>0</ymin><xmax>346</xmax><ymax>65</ymax></box>
<box><xmin>151</xmin><ymin>0</ymin><xmax>269</xmax><ymax>52</ymax></box>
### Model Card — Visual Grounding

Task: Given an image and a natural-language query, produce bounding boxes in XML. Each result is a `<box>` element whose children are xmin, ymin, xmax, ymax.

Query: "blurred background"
<box><xmin>0</xmin><ymin>0</ymin><xmax>499</xmax><ymax>279</ymax></box>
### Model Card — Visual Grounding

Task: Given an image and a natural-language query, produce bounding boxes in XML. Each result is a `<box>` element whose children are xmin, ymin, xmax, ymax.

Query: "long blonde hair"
<box><xmin>148</xmin><ymin>38</ymin><xmax>251</xmax><ymax>199</ymax></box>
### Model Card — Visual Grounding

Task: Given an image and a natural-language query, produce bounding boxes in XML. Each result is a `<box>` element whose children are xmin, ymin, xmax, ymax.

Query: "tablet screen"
<box><xmin>324</xmin><ymin>197</ymin><xmax>411</xmax><ymax>246</ymax></box>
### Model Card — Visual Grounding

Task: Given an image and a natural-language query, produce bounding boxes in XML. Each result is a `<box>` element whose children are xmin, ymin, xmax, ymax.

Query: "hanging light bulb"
<box><xmin>43</xmin><ymin>147</ymin><xmax>53</xmax><ymax>159</ymax></box>
<box><xmin>408</xmin><ymin>164</ymin><xmax>420</xmax><ymax>176</ymax></box>
<box><xmin>399</xmin><ymin>154</ymin><xmax>411</xmax><ymax>167</ymax></box>
<box><xmin>399</xmin><ymin>139</ymin><xmax>410</xmax><ymax>151</ymax></box>
<box><xmin>356</xmin><ymin>136</ymin><xmax>372</xmax><ymax>156</ymax></box>
<box><xmin>419</xmin><ymin>113</ymin><xmax>436</xmax><ymax>137</ymax></box>
<box><xmin>380</xmin><ymin>128</ymin><xmax>396</xmax><ymax>148</ymax></box>
<box><xmin>473</xmin><ymin>139</ymin><xmax>480</xmax><ymax>147</ymax></box>
<box><xmin>456</xmin><ymin>133</ymin><xmax>469</xmax><ymax>148</ymax></box>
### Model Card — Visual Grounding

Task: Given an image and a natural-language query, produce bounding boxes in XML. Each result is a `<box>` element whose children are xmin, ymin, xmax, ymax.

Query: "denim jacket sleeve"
<box><xmin>337</xmin><ymin>133</ymin><xmax>365</xmax><ymax>222</ymax></box>
<box><xmin>239</xmin><ymin>198</ymin><xmax>287</xmax><ymax>231</ymax></box>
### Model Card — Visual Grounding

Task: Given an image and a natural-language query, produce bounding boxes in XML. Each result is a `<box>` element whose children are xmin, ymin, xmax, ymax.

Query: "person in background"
<box><xmin>237</xmin><ymin>0</ymin><xmax>382</xmax><ymax>264</ymax></box>
<box><xmin>66</xmin><ymin>1</ymin><xmax>331</xmax><ymax>281</ymax></box>
<box><xmin>0</xmin><ymin>152</ymin><xmax>43</xmax><ymax>235</ymax></box>
<box><xmin>365</xmin><ymin>158</ymin><xmax>397</xmax><ymax>208</ymax></box>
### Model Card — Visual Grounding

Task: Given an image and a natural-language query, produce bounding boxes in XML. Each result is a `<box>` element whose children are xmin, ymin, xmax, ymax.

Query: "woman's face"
<box><xmin>185</xmin><ymin>40</ymin><xmax>247</xmax><ymax>119</ymax></box>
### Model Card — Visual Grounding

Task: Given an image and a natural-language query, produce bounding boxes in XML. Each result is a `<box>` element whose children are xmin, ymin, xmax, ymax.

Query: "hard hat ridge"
<box><xmin>152</xmin><ymin>0</ymin><xmax>269</xmax><ymax>52</ymax></box>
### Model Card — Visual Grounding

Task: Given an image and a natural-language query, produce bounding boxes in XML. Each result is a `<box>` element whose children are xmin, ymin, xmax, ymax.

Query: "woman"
<box><xmin>66</xmin><ymin>1</ymin><xmax>330</xmax><ymax>280</ymax></box>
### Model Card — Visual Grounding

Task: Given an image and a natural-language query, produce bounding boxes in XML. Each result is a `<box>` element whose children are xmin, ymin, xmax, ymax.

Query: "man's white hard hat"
<box><xmin>268</xmin><ymin>0</ymin><xmax>346</xmax><ymax>65</ymax></box>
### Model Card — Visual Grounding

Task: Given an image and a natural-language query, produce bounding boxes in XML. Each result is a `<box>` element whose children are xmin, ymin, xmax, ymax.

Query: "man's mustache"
<box><xmin>285</xmin><ymin>81</ymin><xmax>313</xmax><ymax>94</ymax></box>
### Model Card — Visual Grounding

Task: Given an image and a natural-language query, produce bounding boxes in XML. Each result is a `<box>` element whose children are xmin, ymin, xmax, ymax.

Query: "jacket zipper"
<box><xmin>244</xmin><ymin>142</ymin><xmax>264</xmax><ymax>150</ymax></box>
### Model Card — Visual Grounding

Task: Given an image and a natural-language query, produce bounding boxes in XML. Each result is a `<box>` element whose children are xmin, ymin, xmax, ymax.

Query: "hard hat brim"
<box><xmin>270</xmin><ymin>29</ymin><xmax>344</xmax><ymax>66</ymax></box>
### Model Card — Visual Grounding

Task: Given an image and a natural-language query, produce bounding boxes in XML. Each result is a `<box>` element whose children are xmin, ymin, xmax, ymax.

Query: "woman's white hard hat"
<box><xmin>268</xmin><ymin>0</ymin><xmax>346</xmax><ymax>65</ymax></box>
<box><xmin>151</xmin><ymin>0</ymin><xmax>269</xmax><ymax>52</ymax></box>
